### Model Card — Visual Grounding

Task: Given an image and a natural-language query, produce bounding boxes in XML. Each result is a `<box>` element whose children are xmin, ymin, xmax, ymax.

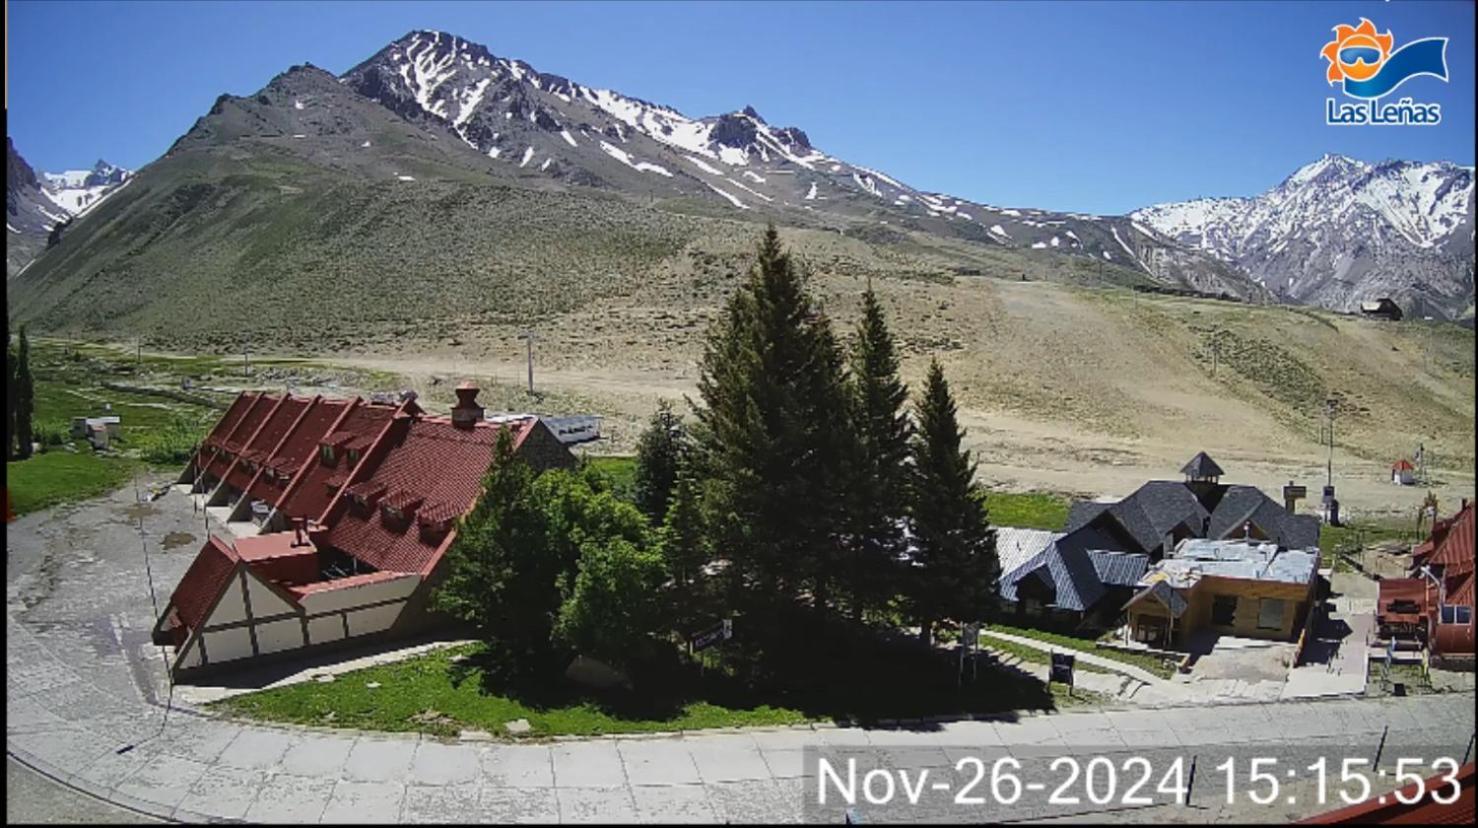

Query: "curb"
<box><xmin>7</xmin><ymin>744</ymin><xmax>181</xmax><ymax>824</ymax></box>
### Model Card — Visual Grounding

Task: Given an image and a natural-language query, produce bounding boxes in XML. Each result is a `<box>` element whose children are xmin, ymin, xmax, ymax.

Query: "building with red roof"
<box><xmin>1376</xmin><ymin>499</ymin><xmax>1474</xmax><ymax>666</ymax></box>
<box><xmin>1391</xmin><ymin>458</ymin><xmax>1416</xmax><ymax>486</ymax></box>
<box><xmin>154</xmin><ymin>383</ymin><xmax>576</xmax><ymax>676</ymax></box>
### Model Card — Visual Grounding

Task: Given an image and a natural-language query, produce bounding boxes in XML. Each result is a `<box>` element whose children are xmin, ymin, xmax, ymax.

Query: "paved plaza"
<box><xmin>8</xmin><ymin>479</ymin><xmax>1476</xmax><ymax>823</ymax></box>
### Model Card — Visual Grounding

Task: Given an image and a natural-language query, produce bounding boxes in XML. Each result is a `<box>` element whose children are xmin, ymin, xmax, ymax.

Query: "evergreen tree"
<box><xmin>908</xmin><ymin>359</ymin><xmax>999</xmax><ymax>644</ymax></box>
<box><xmin>842</xmin><ymin>284</ymin><xmax>913</xmax><ymax>622</ymax></box>
<box><xmin>633</xmin><ymin>400</ymin><xmax>686</xmax><ymax>523</ymax></box>
<box><xmin>658</xmin><ymin>458</ymin><xmax>709</xmax><ymax>632</ymax></box>
<box><xmin>692</xmin><ymin>225</ymin><xmax>854</xmax><ymax>626</ymax></box>
<box><xmin>14</xmin><ymin>325</ymin><xmax>34</xmax><ymax>460</ymax></box>
<box><xmin>433</xmin><ymin>429</ymin><xmax>554</xmax><ymax>661</ymax></box>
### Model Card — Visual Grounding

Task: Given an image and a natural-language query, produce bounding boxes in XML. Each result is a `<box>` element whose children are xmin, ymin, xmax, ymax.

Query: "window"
<box><xmin>320</xmin><ymin>445</ymin><xmax>335</xmax><ymax>464</ymax></box>
<box><xmin>1440</xmin><ymin>605</ymin><xmax>1472</xmax><ymax>625</ymax></box>
<box><xmin>1211</xmin><ymin>595</ymin><xmax>1238</xmax><ymax>626</ymax></box>
<box><xmin>1257</xmin><ymin>598</ymin><xmax>1285</xmax><ymax>630</ymax></box>
<box><xmin>347</xmin><ymin>448</ymin><xmax>360</xmax><ymax>465</ymax></box>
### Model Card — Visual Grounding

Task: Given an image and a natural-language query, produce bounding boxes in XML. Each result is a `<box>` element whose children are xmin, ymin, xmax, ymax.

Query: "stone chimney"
<box><xmin>451</xmin><ymin>381</ymin><xmax>484</xmax><ymax>429</ymax></box>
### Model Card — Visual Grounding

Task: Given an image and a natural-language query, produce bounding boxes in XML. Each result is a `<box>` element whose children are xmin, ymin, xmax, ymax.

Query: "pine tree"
<box><xmin>433</xmin><ymin>429</ymin><xmax>554</xmax><ymax>661</ymax></box>
<box><xmin>843</xmin><ymin>284</ymin><xmax>913</xmax><ymax>622</ymax></box>
<box><xmin>14</xmin><ymin>325</ymin><xmax>34</xmax><ymax>460</ymax></box>
<box><xmin>657</xmin><ymin>459</ymin><xmax>708</xmax><ymax>632</ymax></box>
<box><xmin>633</xmin><ymin>400</ymin><xmax>686</xmax><ymax>523</ymax></box>
<box><xmin>908</xmin><ymin>359</ymin><xmax>999</xmax><ymax>645</ymax></box>
<box><xmin>692</xmin><ymin>225</ymin><xmax>854</xmax><ymax>627</ymax></box>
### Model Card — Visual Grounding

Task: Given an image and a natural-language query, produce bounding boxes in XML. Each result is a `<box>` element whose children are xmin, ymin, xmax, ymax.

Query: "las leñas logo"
<box><xmin>1322</xmin><ymin>18</ymin><xmax>1448</xmax><ymax>126</ymax></box>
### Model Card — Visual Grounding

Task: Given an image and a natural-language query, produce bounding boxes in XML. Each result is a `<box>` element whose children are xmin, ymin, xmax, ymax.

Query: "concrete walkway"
<box><xmin>8</xmin><ymin>482</ymin><xmax>1476</xmax><ymax>823</ymax></box>
<box><xmin>979</xmin><ymin>630</ymin><xmax>1167</xmax><ymax>685</ymax></box>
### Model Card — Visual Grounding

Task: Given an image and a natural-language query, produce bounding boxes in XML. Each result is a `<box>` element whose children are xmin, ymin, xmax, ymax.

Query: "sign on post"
<box><xmin>690</xmin><ymin>618</ymin><xmax>733</xmax><ymax>652</ymax></box>
<box><xmin>1050</xmin><ymin>652</ymin><xmax>1076</xmax><ymax>688</ymax></box>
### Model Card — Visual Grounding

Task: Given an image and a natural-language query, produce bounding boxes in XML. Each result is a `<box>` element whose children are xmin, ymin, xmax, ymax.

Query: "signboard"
<box><xmin>690</xmin><ymin>618</ymin><xmax>733</xmax><ymax>652</ymax></box>
<box><xmin>1050</xmin><ymin>652</ymin><xmax>1075</xmax><ymax>687</ymax></box>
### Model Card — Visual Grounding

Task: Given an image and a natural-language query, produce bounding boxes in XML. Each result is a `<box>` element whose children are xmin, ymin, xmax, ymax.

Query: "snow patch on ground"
<box><xmin>396</xmin><ymin>174</ymin><xmax>416</xmax><ymax>181</ymax></box>
<box><xmin>705</xmin><ymin>183</ymin><xmax>748</xmax><ymax>209</ymax></box>
<box><xmin>804</xmin><ymin>182</ymin><xmax>818</xmax><ymax>200</ymax></box>
<box><xmin>560</xmin><ymin>130</ymin><xmax>578</xmax><ymax>148</ymax></box>
<box><xmin>600</xmin><ymin>141</ymin><xmax>673</xmax><ymax>176</ymax></box>
<box><xmin>520</xmin><ymin>147</ymin><xmax>535</xmax><ymax>168</ymax></box>
<box><xmin>990</xmin><ymin>224</ymin><xmax>1011</xmax><ymax>239</ymax></box>
<box><xmin>686</xmin><ymin>156</ymin><xmax>723</xmax><ymax>176</ymax></box>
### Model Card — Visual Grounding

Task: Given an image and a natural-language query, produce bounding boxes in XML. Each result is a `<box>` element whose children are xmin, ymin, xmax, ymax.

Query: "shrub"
<box><xmin>137</xmin><ymin>416</ymin><xmax>207</xmax><ymax>465</ymax></box>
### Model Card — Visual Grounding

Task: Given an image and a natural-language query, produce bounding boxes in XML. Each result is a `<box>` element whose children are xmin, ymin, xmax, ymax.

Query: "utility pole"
<box><xmin>516</xmin><ymin>330</ymin><xmax>537</xmax><ymax>395</ymax></box>
<box><xmin>136</xmin><ymin>337</ymin><xmax>142</xmax><ymax>371</ymax></box>
<box><xmin>1324</xmin><ymin>398</ymin><xmax>1337</xmax><ymax>490</ymax></box>
<box><xmin>243</xmin><ymin>336</ymin><xmax>251</xmax><ymax>378</ymax></box>
<box><xmin>1211</xmin><ymin>333</ymin><xmax>1219</xmax><ymax>377</ymax></box>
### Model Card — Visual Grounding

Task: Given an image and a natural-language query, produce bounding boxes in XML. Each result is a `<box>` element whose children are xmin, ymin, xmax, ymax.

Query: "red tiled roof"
<box><xmin>168</xmin><ymin>536</ymin><xmax>239</xmax><ymax>631</ymax></box>
<box><xmin>224</xmin><ymin>397</ymin><xmax>308</xmax><ymax>492</ymax></box>
<box><xmin>235</xmin><ymin>397</ymin><xmax>352</xmax><ymax>510</ymax></box>
<box><xmin>323</xmin><ymin>417</ymin><xmax>532</xmax><ymax>575</ymax></box>
<box><xmin>1392</xmin><ymin>459</ymin><xmax>1415</xmax><ymax>471</ymax></box>
<box><xmin>205</xmin><ymin>394</ymin><xmax>276</xmax><ymax>480</ymax></box>
<box><xmin>1427</xmin><ymin>502</ymin><xmax>1474</xmax><ymax>576</ymax></box>
<box><xmin>277</xmin><ymin>401</ymin><xmax>396</xmax><ymax>524</ymax></box>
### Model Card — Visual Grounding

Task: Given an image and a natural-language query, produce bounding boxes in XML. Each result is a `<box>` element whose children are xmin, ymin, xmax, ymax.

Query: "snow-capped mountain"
<box><xmin>41</xmin><ymin>160</ymin><xmax>132</xmax><ymax>216</ymax></box>
<box><xmin>8</xmin><ymin>143</ymin><xmax>132</xmax><ymax>276</ymax></box>
<box><xmin>1133</xmin><ymin>155</ymin><xmax>1475</xmax><ymax>319</ymax></box>
<box><xmin>336</xmin><ymin>30</ymin><xmax>1267</xmax><ymax>299</ymax></box>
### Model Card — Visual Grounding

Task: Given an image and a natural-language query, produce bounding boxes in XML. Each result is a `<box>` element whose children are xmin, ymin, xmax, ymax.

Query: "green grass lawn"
<box><xmin>6</xmin><ymin>446</ymin><xmax>136</xmax><ymax>516</ymax></box>
<box><xmin>985</xmin><ymin>623</ymin><xmax>1177</xmax><ymax>679</ymax></box>
<box><xmin>986</xmin><ymin>491</ymin><xmax>1070</xmax><ymax>531</ymax></box>
<box><xmin>586</xmin><ymin>455</ymin><xmax>637</xmax><ymax>501</ymax></box>
<box><xmin>1319</xmin><ymin>519</ymin><xmax>1415</xmax><ymax>555</ymax></box>
<box><xmin>210</xmin><ymin>643</ymin><xmax>813</xmax><ymax>738</ymax></box>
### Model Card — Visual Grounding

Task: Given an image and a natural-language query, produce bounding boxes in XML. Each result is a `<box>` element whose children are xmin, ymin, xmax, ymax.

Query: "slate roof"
<box><xmin>995</xmin><ymin>527</ymin><xmax>1063</xmax><ymax>577</ymax></box>
<box><xmin>1181</xmin><ymin>451</ymin><xmax>1225</xmax><ymax>479</ymax></box>
<box><xmin>1088</xmin><ymin>550</ymin><xmax>1150</xmax><ymax>587</ymax></box>
<box><xmin>1065</xmin><ymin>478</ymin><xmax>1319</xmax><ymax>556</ymax></box>
<box><xmin>1000</xmin><ymin>527</ymin><xmax>1114</xmax><ymax>613</ymax></box>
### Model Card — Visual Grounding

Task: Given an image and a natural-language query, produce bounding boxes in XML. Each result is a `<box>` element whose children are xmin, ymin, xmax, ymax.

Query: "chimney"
<box><xmin>451</xmin><ymin>381</ymin><xmax>484</xmax><ymax>428</ymax></box>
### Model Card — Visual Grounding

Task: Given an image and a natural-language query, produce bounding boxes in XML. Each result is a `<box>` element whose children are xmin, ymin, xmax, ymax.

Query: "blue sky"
<box><xmin>7</xmin><ymin>0</ymin><xmax>1474</xmax><ymax>214</ymax></box>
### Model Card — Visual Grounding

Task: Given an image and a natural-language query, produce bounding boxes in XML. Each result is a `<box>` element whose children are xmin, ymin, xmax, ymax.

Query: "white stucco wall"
<box><xmin>255</xmin><ymin>618</ymin><xmax>304</xmax><ymax>655</ymax></box>
<box><xmin>207</xmin><ymin>576</ymin><xmax>249</xmax><ymax>626</ymax></box>
<box><xmin>202</xmin><ymin>626</ymin><xmax>254</xmax><ymax>664</ymax></box>
<box><xmin>345</xmin><ymin>602</ymin><xmax>405</xmax><ymax>638</ymax></box>
<box><xmin>307</xmin><ymin>614</ymin><xmax>345</xmax><ymax>645</ymax></box>
<box><xmin>296</xmin><ymin>574</ymin><xmax>419</xmax><ymax>615</ymax></box>
<box><xmin>246</xmin><ymin>573</ymin><xmax>297</xmax><ymax>617</ymax></box>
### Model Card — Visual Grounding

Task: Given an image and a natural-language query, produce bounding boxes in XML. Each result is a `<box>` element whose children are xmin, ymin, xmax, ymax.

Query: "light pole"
<box><xmin>516</xmin><ymin>330</ymin><xmax>537</xmax><ymax>395</ymax></box>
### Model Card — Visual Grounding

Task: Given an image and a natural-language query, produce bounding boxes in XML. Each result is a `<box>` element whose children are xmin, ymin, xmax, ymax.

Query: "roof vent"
<box><xmin>451</xmin><ymin>381</ymin><xmax>484</xmax><ymax>428</ymax></box>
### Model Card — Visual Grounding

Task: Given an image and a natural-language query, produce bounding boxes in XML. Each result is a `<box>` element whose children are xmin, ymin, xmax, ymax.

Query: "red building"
<box><xmin>153</xmin><ymin>383</ymin><xmax>576</xmax><ymax>676</ymax></box>
<box><xmin>1376</xmin><ymin>500</ymin><xmax>1475</xmax><ymax>667</ymax></box>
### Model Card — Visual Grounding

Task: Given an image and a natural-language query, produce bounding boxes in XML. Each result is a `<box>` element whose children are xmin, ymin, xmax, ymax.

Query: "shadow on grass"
<box><xmin>447</xmin><ymin>607</ymin><xmax>1058</xmax><ymax>730</ymax></box>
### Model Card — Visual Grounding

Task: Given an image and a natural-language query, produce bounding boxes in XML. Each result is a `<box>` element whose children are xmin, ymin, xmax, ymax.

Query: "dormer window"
<box><xmin>320</xmin><ymin>445</ymin><xmax>336</xmax><ymax>464</ymax></box>
<box><xmin>347</xmin><ymin>448</ymin><xmax>361</xmax><ymax>465</ymax></box>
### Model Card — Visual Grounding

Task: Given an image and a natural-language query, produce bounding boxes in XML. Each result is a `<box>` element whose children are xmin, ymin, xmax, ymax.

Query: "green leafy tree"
<box><xmin>14</xmin><ymin>325</ymin><xmax>34</xmax><ymax>460</ymax></box>
<box><xmin>908</xmin><ymin>359</ymin><xmax>999</xmax><ymax>644</ymax></box>
<box><xmin>692</xmin><ymin>225</ymin><xmax>854</xmax><ymax>627</ymax></box>
<box><xmin>843</xmin><ymin>284</ymin><xmax>913</xmax><ymax>622</ymax></box>
<box><xmin>433</xmin><ymin>429</ymin><xmax>556</xmax><ymax>661</ymax></box>
<box><xmin>553</xmin><ymin>536</ymin><xmax>668</xmax><ymax>672</ymax></box>
<box><xmin>633</xmin><ymin>400</ymin><xmax>687</xmax><ymax>523</ymax></box>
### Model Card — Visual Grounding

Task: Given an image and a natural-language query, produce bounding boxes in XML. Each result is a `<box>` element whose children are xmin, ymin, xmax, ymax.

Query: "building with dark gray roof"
<box><xmin>997</xmin><ymin>452</ymin><xmax>1318</xmax><ymax>634</ymax></box>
